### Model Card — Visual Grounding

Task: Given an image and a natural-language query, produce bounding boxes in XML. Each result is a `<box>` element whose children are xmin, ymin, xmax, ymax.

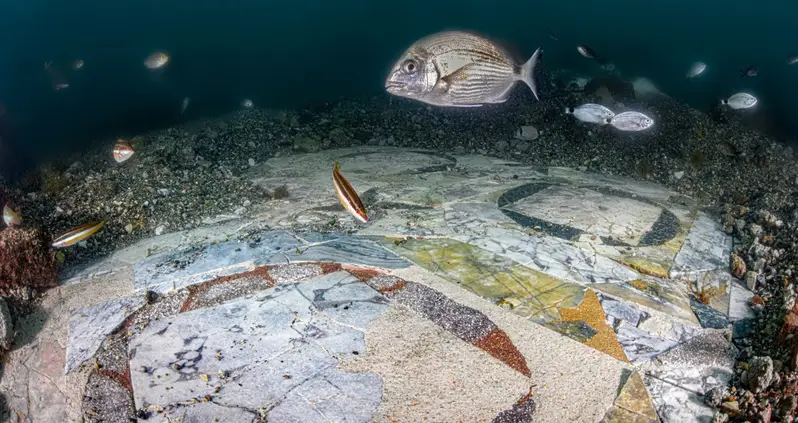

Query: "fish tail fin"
<box><xmin>520</xmin><ymin>48</ymin><xmax>543</xmax><ymax>101</ymax></box>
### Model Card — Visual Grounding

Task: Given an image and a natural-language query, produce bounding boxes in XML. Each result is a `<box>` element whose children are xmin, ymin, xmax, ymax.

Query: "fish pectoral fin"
<box><xmin>440</xmin><ymin>63</ymin><xmax>476</xmax><ymax>86</ymax></box>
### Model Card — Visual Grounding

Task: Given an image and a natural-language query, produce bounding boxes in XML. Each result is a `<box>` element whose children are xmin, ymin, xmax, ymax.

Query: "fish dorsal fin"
<box><xmin>440</xmin><ymin>63</ymin><xmax>476</xmax><ymax>86</ymax></box>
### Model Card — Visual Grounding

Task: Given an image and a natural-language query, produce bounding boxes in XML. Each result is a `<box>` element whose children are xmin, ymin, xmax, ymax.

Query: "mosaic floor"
<box><xmin>1</xmin><ymin>147</ymin><xmax>750</xmax><ymax>422</ymax></box>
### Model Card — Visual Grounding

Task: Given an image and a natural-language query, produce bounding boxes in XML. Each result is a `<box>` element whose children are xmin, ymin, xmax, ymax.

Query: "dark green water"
<box><xmin>1</xmin><ymin>0</ymin><xmax>796</xmax><ymax>177</ymax></box>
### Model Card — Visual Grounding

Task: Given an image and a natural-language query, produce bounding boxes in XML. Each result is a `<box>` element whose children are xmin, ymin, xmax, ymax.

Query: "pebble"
<box><xmin>248</xmin><ymin>158</ymin><xmax>255</xmax><ymax>167</ymax></box>
<box><xmin>124</xmin><ymin>224</ymin><xmax>133</xmax><ymax>234</ymax></box>
<box><xmin>157</xmin><ymin>188</ymin><xmax>170</xmax><ymax>197</ymax></box>
<box><xmin>515</xmin><ymin>141</ymin><xmax>531</xmax><ymax>153</ymax></box>
<box><xmin>674</xmin><ymin>170</ymin><xmax>685</xmax><ymax>180</ymax></box>
<box><xmin>748</xmin><ymin>223</ymin><xmax>763</xmax><ymax>238</ymax></box>
<box><xmin>155</xmin><ymin>225</ymin><xmax>165</xmax><ymax>236</ymax></box>
<box><xmin>745</xmin><ymin>271</ymin><xmax>759</xmax><ymax>291</ymax></box>
<box><xmin>495</xmin><ymin>140</ymin><xmax>509</xmax><ymax>152</ymax></box>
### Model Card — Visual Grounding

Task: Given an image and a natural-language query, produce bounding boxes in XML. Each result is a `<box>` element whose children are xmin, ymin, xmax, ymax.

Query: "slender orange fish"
<box><xmin>113</xmin><ymin>139</ymin><xmax>135</xmax><ymax>163</ymax></box>
<box><xmin>332</xmin><ymin>162</ymin><xmax>367</xmax><ymax>223</ymax></box>
<box><xmin>2</xmin><ymin>204</ymin><xmax>22</xmax><ymax>227</ymax></box>
<box><xmin>52</xmin><ymin>219</ymin><xmax>107</xmax><ymax>248</ymax></box>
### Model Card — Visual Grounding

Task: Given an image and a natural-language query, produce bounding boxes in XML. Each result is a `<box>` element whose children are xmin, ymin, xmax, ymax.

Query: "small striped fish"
<box><xmin>52</xmin><ymin>219</ymin><xmax>107</xmax><ymax>248</ymax></box>
<box><xmin>113</xmin><ymin>140</ymin><xmax>135</xmax><ymax>163</ymax></box>
<box><xmin>3</xmin><ymin>204</ymin><xmax>22</xmax><ymax>227</ymax></box>
<box><xmin>332</xmin><ymin>162</ymin><xmax>367</xmax><ymax>223</ymax></box>
<box><xmin>385</xmin><ymin>31</ymin><xmax>542</xmax><ymax>107</ymax></box>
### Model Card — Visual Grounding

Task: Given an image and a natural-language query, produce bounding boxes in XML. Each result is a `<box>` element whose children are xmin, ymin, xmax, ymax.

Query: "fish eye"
<box><xmin>402</xmin><ymin>59</ymin><xmax>419</xmax><ymax>74</ymax></box>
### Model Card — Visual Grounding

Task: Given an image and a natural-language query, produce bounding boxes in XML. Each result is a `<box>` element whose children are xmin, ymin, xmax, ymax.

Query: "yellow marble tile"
<box><xmin>615</xmin><ymin>371</ymin><xmax>658</xmax><ymax>420</ymax></box>
<box><xmin>380</xmin><ymin>237</ymin><xmax>585</xmax><ymax>321</ymax></box>
<box><xmin>601</xmin><ymin>406</ymin><xmax>658</xmax><ymax>423</ymax></box>
<box><xmin>557</xmin><ymin>290</ymin><xmax>628</xmax><ymax>363</ymax></box>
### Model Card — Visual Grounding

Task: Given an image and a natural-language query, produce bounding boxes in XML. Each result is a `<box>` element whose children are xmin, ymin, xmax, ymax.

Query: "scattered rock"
<box><xmin>293</xmin><ymin>136</ymin><xmax>321</xmax><ymax>153</ymax></box>
<box><xmin>674</xmin><ymin>170</ymin><xmax>685</xmax><ymax>180</ymax></box>
<box><xmin>744</xmin><ymin>271</ymin><xmax>758</xmax><ymax>291</ymax></box>
<box><xmin>720</xmin><ymin>400</ymin><xmax>740</xmax><ymax>416</ymax></box>
<box><xmin>731</xmin><ymin>253</ymin><xmax>746</xmax><ymax>279</ymax></box>
<box><xmin>495</xmin><ymin>140</ymin><xmax>510</xmax><ymax>152</ymax></box>
<box><xmin>705</xmin><ymin>386</ymin><xmax>728</xmax><ymax>407</ymax></box>
<box><xmin>743</xmin><ymin>356</ymin><xmax>774</xmax><ymax>392</ymax></box>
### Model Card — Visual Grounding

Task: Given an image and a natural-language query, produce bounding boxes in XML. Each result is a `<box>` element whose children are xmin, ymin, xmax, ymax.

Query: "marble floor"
<box><xmin>0</xmin><ymin>147</ymin><xmax>748</xmax><ymax>423</ymax></box>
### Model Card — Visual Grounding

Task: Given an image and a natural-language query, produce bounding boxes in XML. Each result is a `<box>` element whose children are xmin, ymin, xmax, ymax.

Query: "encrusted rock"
<box><xmin>731</xmin><ymin>253</ymin><xmax>747</xmax><ymax>279</ymax></box>
<box><xmin>705</xmin><ymin>386</ymin><xmax>728</xmax><ymax>407</ymax></box>
<box><xmin>0</xmin><ymin>227</ymin><xmax>58</xmax><ymax>301</ymax></box>
<box><xmin>720</xmin><ymin>400</ymin><xmax>739</xmax><ymax>416</ymax></box>
<box><xmin>748</xmin><ymin>223</ymin><xmax>763</xmax><ymax>238</ymax></box>
<box><xmin>743</xmin><ymin>356</ymin><xmax>774</xmax><ymax>392</ymax></box>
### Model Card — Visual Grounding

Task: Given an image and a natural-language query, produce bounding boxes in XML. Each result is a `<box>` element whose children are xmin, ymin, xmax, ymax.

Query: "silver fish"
<box><xmin>241</xmin><ymin>99</ymin><xmax>253</xmax><ymax>108</ymax></box>
<box><xmin>144</xmin><ymin>52</ymin><xmax>169</xmax><ymax>69</ymax></box>
<box><xmin>609</xmin><ymin>111</ymin><xmax>654</xmax><ymax>131</ymax></box>
<box><xmin>565</xmin><ymin>103</ymin><xmax>615</xmax><ymax>125</ymax></box>
<box><xmin>788</xmin><ymin>56</ymin><xmax>798</xmax><ymax>65</ymax></box>
<box><xmin>577</xmin><ymin>45</ymin><xmax>607</xmax><ymax>64</ymax></box>
<box><xmin>686</xmin><ymin>62</ymin><xmax>706</xmax><ymax>78</ymax></box>
<box><xmin>722</xmin><ymin>92</ymin><xmax>757</xmax><ymax>110</ymax></box>
<box><xmin>181</xmin><ymin>97</ymin><xmax>190</xmax><ymax>114</ymax></box>
<box><xmin>3</xmin><ymin>204</ymin><xmax>22</xmax><ymax>227</ymax></box>
<box><xmin>385</xmin><ymin>31</ymin><xmax>542</xmax><ymax>107</ymax></box>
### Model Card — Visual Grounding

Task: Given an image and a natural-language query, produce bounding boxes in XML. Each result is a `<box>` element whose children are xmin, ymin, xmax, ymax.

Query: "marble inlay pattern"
<box><xmin>129</xmin><ymin>271</ymin><xmax>386</xmax><ymax>422</ymax></box>
<box><xmin>133</xmin><ymin>231</ymin><xmax>410</xmax><ymax>294</ymax></box>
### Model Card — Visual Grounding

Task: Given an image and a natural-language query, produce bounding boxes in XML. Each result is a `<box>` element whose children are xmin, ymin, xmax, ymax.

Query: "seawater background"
<box><xmin>1</xmin><ymin>0</ymin><xmax>796</xmax><ymax>178</ymax></box>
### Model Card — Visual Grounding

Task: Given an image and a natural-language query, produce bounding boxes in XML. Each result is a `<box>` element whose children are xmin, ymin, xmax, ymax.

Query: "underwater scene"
<box><xmin>1</xmin><ymin>1</ymin><xmax>798</xmax><ymax>422</ymax></box>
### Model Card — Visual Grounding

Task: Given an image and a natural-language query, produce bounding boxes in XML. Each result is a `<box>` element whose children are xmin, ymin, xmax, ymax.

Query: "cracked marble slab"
<box><xmin>65</xmin><ymin>295</ymin><xmax>146</xmax><ymax>373</ymax></box>
<box><xmin>454</xmin><ymin>227</ymin><xmax>640</xmax><ymax>285</ymax></box>
<box><xmin>644</xmin><ymin>375</ymin><xmax>714</xmax><ymax>423</ymax></box>
<box><xmin>133</xmin><ymin>230</ymin><xmax>301</xmax><ymax>293</ymax></box>
<box><xmin>128</xmin><ymin>271</ymin><xmax>385</xmax><ymax>421</ymax></box>
<box><xmin>670</xmin><ymin>213</ymin><xmax>732</xmax><ymax>278</ymax></box>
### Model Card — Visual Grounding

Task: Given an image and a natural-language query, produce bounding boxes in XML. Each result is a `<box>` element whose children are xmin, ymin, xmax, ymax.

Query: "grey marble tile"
<box><xmin>133</xmin><ymin>230</ymin><xmax>302</xmax><ymax>293</ymax></box>
<box><xmin>670</xmin><ymin>213</ymin><xmax>732</xmax><ymax>278</ymax></box>
<box><xmin>616</xmin><ymin>323</ymin><xmax>679</xmax><ymax>364</ymax></box>
<box><xmin>128</xmin><ymin>271</ymin><xmax>386</xmax><ymax>421</ymax></box>
<box><xmin>599</xmin><ymin>294</ymin><xmax>649</xmax><ymax>327</ymax></box>
<box><xmin>280</xmin><ymin>236</ymin><xmax>410</xmax><ymax>269</ymax></box>
<box><xmin>144</xmin><ymin>401</ymin><xmax>257</xmax><ymax>423</ymax></box>
<box><xmin>65</xmin><ymin>295</ymin><xmax>146</xmax><ymax>373</ymax></box>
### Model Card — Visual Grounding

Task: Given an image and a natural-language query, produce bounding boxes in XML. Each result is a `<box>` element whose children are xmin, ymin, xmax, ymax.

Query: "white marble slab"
<box><xmin>670</xmin><ymin>213</ymin><xmax>732</xmax><ymax>278</ymax></box>
<box><xmin>506</xmin><ymin>185</ymin><xmax>662</xmax><ymax>245</ymax></box>
<box><xmin>729</xmin><ymin>281</ymin><xmax>755</xmax><ymax>321</ymax></box>
<box><xmin>645</xmin><ymin>375</ymin><xmax>715</xmax><ymax>423</ymax></box>
<box><xmin>65</xmin><ymin>295</ymin><xmax>146</xmax><ymax>373</ymax></box>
